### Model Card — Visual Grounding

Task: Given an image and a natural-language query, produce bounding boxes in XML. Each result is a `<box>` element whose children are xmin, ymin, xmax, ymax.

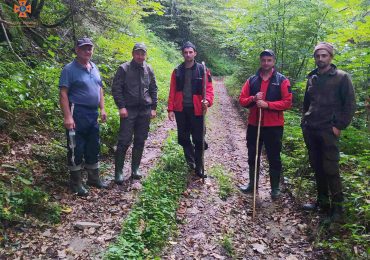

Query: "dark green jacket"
<box><xmin>112</xmin><ymin>60</ymin><xmax>157</xmax><ymax>110</ymax></box>
<box><xmin>302</xmin><ymin>64</ymin><xmax>356</xmax><ymax>130</ymax></box>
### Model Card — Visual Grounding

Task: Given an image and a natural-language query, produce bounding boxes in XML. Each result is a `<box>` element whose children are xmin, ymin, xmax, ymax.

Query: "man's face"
<box><xmin>132</xmin><ymin>50</ymin><xmax>146</xmax><ymax>64</ymax></box>
<box><xmin>314</xmin><ymin>49</ymin><xmax>332</xmax><ymax>69</ymax></box>
<box><xmin>75</xmin><ymin>45</ymin><xmax>93</xmax><ymax>62</ymax></box>
<box><xmin>260</xmin><ymin>55</ymin><xmax>275</xmax><ymax>72</ymax></box>
<box><xmin>182</xmin><ymin>47</ymin><xmax>197</xmax><ymax>62</ymax></box>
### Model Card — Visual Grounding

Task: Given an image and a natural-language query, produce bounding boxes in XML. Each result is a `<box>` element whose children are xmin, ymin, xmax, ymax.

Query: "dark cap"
<box><xmin>133</xmin><ymin>43</ymin><xmax>147</xmax><ymax>52</ymax></box>
<box><xmin>181</xmin><ymin>41</ymin><xmax>196</xmax><ymax>51</ymax></box>
<box><xmin>76</xmin><ymin>37</ymin><xmax>94</xmax><ymax>47</ymax></box>
<box><xmin>260</xmin><ymin>49</ymin><xmax>275</xmax><ymax>58</ymax></box>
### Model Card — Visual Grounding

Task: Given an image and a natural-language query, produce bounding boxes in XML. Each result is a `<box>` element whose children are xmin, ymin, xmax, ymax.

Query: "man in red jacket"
<box><xmin>167</xmin><ymin>41</ymin><xmax>214</xmax><ymax>178</ymax></box>
<box><xmin>239</xmin><ymin>50</ymin><xmax>292</xmax><ymax>199</ymax></box>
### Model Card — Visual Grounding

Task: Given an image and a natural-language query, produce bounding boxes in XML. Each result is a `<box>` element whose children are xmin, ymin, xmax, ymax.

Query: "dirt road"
<box><xmin>162</xmin><ymin>78</ymin><xmax>321</xmax><ymax>259</ymax></box>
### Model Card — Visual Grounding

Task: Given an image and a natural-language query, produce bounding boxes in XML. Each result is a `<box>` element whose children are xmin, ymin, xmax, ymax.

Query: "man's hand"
<box><xmin>332</xmin><ymin>127</ymin><xmax>341</xmax><ymax>137</ymax></box>
<box><xmin>100</xmin><ymin>108</ymin><xmax>107</xmax><ymax>123</ymax></box>
<box><xmin>202</xmin><ymin>99</ymin><xmax>209</xmax><ymax>114</ymax></box>
<box><xmin>150</xmin><ymin>110</ymin><xmax>157</xmax><ymax>119</ymax></box>
<box><xmin>168</xmin><ymin>111</ymin><xmax>175</xmax><ymax>121</ymax></box>
<box><xmin>64</xmin><ymin>116</ymin><xmax>75</xmax><ymax>130</ymax></box>
<box><xmin>256</xmin><ymin>100</ymin><xmax>268</xmax><ymax>109</ymax></box>
<box><xmin>254</xmin><ymin>92</ymin><xmax>264</xmax><ymax>101</ymax></box>
<box><xmin>119</xmin><ymin>108</ymin><xmax>128</xmax><ymax>118</ymax></box>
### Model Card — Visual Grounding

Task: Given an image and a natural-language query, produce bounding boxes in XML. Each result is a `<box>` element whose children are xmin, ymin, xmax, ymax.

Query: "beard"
<box><xmin>316</xmin><ymin>61</ymin><xmax>330</xmax><ymax>69</ymax></box>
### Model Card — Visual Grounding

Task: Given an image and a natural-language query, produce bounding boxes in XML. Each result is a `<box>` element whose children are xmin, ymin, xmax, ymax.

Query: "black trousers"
<box><xmin>302</xmin><ymin>127</ymin><xmax>343</xmax><ymax>203</ymax></box>
<box><xmin>117</xmin><ymin>106</ymin><xmax>151</xmax><ymax>150</ymax></box>
<box><xmin>174</xmin><ymin>107</ymin><xmax>205</xmax><ymax>150</ymax></box>
<box><xmin>247</xmin><ymin>125</ymin><xmax>283</xmax><ymax>174</ymax></box>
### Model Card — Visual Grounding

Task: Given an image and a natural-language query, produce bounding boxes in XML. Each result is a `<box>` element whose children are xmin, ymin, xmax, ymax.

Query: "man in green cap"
<box><xmin>112</xmin><ymin>43</ymin><xmax>158</xmax><ymax>185</ymax></box>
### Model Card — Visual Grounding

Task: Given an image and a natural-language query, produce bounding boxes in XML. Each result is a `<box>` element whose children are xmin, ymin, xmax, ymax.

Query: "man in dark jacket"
<box><xmin>112</xmin><ymin>43</ymin><xmax>158</xmax><ymax>184</ymax></box>
<box><xmin>167</xmin><ymin>41</ymin><xmax>214</xmax><ymax>178</ymax></box>
<box><xmin>239</xmin><ymin>50</ymin><xmax>292</xmax><ymax>200</ymax></box>
<box><xmin>301</xmin><ymin>42</ymin><xmax>356</xmax><ymax>222</ymax></box>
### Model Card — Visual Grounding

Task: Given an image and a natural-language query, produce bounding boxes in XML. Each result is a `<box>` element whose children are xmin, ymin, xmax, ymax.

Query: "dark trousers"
<box><xmin>67</xmin><ymin>105</ymin><xmax>100</xmax><ymax>171</ymax></box>
<box><xmin>302</xmin><ymin>127</ymin><xmax>343</xmax><ymax>203</ymax></box>
<box><xmin>117</xmin><ymin>106</ymin><xmax>151</xmax><ymax>150</ymax></box>
<box><xmin>174</xmin><ymin>107</ymin><xmax>204</xmax><ymax>150</ymax></box>
<box><xmin>247</xmin><ymin>125</ymin><xmax>283</xmax><ymax>174</ymax></box>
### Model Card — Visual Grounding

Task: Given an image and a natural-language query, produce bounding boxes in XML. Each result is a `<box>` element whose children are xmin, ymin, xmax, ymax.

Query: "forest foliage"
<box><xmin>0</xmin><ymin>0</ymin><xmax>369</xmax><ymax>258</ymax></box>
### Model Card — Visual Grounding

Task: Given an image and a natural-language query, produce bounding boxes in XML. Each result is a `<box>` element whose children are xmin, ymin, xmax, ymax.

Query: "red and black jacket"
<box><xmin>168</xmin><ymin>62</ymin><xmax>214</xmax><ymax>116</ymax></box>
<box><xmin>239</xmin><ymin>68</ymin><xmax>292</xmax><ymax>126</ymax></box>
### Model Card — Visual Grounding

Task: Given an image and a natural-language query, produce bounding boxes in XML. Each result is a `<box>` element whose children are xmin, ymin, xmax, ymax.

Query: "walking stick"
<box><xmin>201</xmin><ymin>61</ymin><xmax>207</xmax><ymax>184</ymax></box>
<box><xmin>252</xmin><ymin>108</ymin><xmax>262</xmax><ymax>220</ymax></box>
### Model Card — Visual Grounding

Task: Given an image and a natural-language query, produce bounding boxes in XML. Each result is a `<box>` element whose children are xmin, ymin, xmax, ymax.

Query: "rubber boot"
<box><xmin>70</xmin><ymin>170</ymin><xmax>88</xmax><ymax>196</ymax></box>
<box><xmin>270</xmin><ymin>170</ymin><xmax>281</xmax><ymax>200</ymax></box>
<box><xmin>131</xmin><ymin>146</ymin><xmax>144</xmax><ymax>180</ymax></box>
<box><xmin>194</xmin><ymin>149</ymin><xmax>207</xmax><ymax>178</ymax></box>
<box><xmin>115</xmin><ymin>144</ymin><xmax>128</xmax><ymax>185</ymax></box>
<box><xmin>183</xmin><ymin>145</ymin><xmax>196</xmax><ymax>170</ymax></box>
<box><xmin>86</xmin><ymin>168</ymin><xmax>108</xmax><ymax>189</ymax></box>
<box><xmin>302</xmin><ymin>195</ymin><xmax>330</xmax><ymax>213</ymax></box>
<box><xmin>240</xmin><ymin>167</ymin><xmax>259</xmax><ymax>194</ymax></box>
<box><xmin>331</xmin><ymin>204</ymin><xmax>344</xmax><ymax>223</ymax></box>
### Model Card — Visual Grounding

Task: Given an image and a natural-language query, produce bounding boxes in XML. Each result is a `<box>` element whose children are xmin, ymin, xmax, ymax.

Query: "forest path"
<box><xmin>1</xmin><ymin>113</ymin><xmax>177</xmax><ymax>259</ymax></box>
<box><xmin>161</xmin><ymin>78</ymin><xmax>320</xmax><ymax>259</ymax></box>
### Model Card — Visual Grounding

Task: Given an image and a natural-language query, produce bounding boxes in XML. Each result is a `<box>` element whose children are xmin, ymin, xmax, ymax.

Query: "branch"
<box><xmin>0</xmin><ymin>6</ymin><xmax>27</xmax><ymax>66</ymax></box>
<box><xmin>0</xmin><ymin>18</ymin><xmax>14</xmax><ymax>25</ymax></box>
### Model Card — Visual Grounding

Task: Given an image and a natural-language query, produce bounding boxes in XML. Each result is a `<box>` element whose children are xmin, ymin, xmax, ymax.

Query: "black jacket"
<box><xmin>112</xmin><ymin>60</ymin><xmax>157</xmax><ymax>110</ymax></box>
<box><xmin>302</xmin><ymin>64</ymin><xmax>356</xmax><ymax>130</ymax></box>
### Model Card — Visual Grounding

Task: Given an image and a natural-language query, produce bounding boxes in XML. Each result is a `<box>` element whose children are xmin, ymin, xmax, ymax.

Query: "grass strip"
<box><xmin>209</xmin><ymin>165</ymin><xmax>235</xmax><ymax>200</ymax></box>
<box><xmin>105</xmin><ymin>131</ymin><xmax>188</xmax><ymax>259</ymax></box>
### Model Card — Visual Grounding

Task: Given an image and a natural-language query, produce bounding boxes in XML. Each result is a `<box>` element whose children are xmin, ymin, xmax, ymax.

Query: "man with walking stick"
<box><xmin>239</xmin><ymin>50</ymin><xmax>292</xmax><ymax>200</ymax></box>
<box><xmin>167</xmin><ymin>41</ymin><xmax>214</xmax><ymax>178</ymax></box>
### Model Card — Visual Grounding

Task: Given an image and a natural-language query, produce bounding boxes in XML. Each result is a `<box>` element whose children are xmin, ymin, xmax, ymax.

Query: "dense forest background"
<box><xmin>0</xmin><ymin>0</ymin><xmax>369</xmax><ymax>258</ymax></box>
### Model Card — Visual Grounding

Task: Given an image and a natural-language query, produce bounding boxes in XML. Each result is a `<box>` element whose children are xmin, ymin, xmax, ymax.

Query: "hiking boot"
<box><xmin>86</xmin><ymin>168</ymin><xmax>108</xmax><ymax>189</ymax></box>
<box><xmin>70</xmin><ymin>170</ymin><xmax>89</xmax><ymax>196</ymax></box>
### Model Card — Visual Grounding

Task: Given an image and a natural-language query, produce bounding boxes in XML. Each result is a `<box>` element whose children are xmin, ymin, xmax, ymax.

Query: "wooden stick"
<box><xmin>252</xmin><ymin>108</ymin><xmax>262</xmax><ymax>221</ymax></box>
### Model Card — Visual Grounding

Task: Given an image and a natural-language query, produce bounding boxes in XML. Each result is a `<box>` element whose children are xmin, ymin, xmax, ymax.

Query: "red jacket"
<box><xmin>239</xmin><ymin>69</ymin><xmax>292</xmax><ymax>126</ymax></box>
<box><xmin>168</xmin><ymin>62</ymin><xmax>214</xmax><ymax>116</ymax></box>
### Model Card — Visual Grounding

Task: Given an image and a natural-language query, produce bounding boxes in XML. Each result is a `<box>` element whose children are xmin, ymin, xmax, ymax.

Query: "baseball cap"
<box><xmin>260</xmin><ymin>49</ymin><xmax>275</xmax><ymax>58</ymax></box>
<box><xmin>76</xmin><ymin>37</ymin><xmax>94</xmax><ymax>47</ymax></box>
<box><xmin>133</xmin><ymin>43</ymin><xmax>147</xmax><ymax>52</ymax></box>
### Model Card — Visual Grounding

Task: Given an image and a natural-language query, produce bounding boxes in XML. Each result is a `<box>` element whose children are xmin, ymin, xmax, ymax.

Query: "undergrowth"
<box><xmin>105</xmin><ymin>131</ymin><xmax>188</xmax><ymax>259</ymax></box>
<box><xmin>209</xmin><ymin>165</ymin><xmax>235</xmax><ymax>200</ymax></box>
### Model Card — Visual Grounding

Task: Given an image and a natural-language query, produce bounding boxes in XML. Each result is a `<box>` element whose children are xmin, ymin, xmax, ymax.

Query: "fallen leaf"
<box><xmin>61</xmin><ymin>206</ymin><xmax>73</xmax><ymax>214</ymax></box>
